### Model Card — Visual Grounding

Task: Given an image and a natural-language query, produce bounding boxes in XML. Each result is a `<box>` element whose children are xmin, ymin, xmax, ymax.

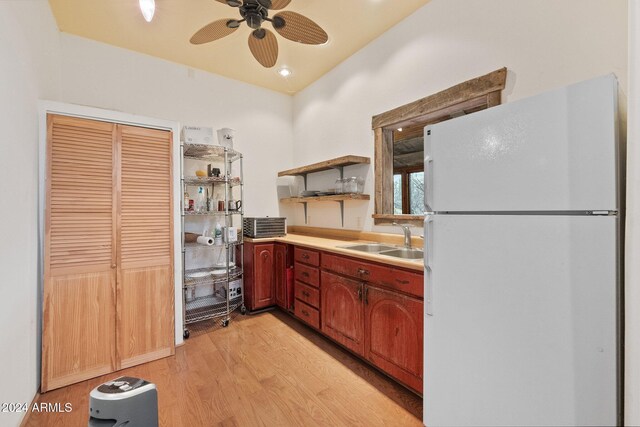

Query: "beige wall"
<box><xmin>0</xmin><ymin>1</ymin><xmax>60</xmax><ymax>426</ymax></box>
<box><xmin>291</xmin><ymin>0</ymin><xmax>628</xmax><ymax>232</ymax></box>
<box><xmin>56</xmin><ymin>33</ymin><xmax>294</xmax><ymax>219</ymax></box>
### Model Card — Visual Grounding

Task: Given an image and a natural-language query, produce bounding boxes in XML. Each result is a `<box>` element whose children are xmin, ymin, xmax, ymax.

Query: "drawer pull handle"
<box><xmin>302</xmin><ymin>253</ymin><xmax>310</xmax><ymax>260</ymax></box>
<box><xmin>396</xmin><ymin>279</ymin><xmax>410</xmax><ymax>285</ymax></box>
<box><xmin>358</xmin><ymin>287</ymin><xmax>362</xmax><ymax>301</ymax></box>
<box><xmin>302</xmin><ymin>290</ymin><xmax>310</xmax><ymax>297</ymax></box>
<box><xmin>302</xmin><ymin>272</ymin><xmax>310</xmax><ymax>278</ymax></box>
<box><xmin>364</xmin><ymin>287</ymin><xmax>369</xmax><ymax>305</ymax></box>
<box><xmin>301</xmin><ymin>309</ymin><xmax>309</xmax><ymax>316</ymax></box>
<box><xmin>358</xmin><ymin>268</ymin><xmax>370</xmax><ymax>276</ymax></box>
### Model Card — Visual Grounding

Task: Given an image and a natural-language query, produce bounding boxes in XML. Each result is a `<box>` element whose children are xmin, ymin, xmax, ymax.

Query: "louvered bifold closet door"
<box><xmin>117</xmin><ymin>124</ymin><xmax>174</xmax><ymax>368</ymax></box>
<box><xmin>42</xmin><ymin>115</ymin><xmax>117</xmax><ymax>392</ymax></box>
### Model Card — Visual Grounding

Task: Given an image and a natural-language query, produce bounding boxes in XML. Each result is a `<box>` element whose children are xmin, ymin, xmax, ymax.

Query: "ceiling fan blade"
<box><xmin>214</xmin><ymin>0</ymin><xmax>242</xmax><ymax>6</ymax></box>
<box><xmin>270</xmin><ymin>0</ymin><xmax>291</xmax><ymax>10</ymax></box>
<box><xmin>273</xmin><ymin>11</ymin><xmax>328</xmax><ymax>45</ymax></box>
<box><xmin>190</xmin><ymin>19</ymin><xmax>238</xmax><ymax>45</ymax></box>
<box><xmin>248</xmin><ymin>28</ymin><xmax>279</xmax><ymax>68</ymax></box>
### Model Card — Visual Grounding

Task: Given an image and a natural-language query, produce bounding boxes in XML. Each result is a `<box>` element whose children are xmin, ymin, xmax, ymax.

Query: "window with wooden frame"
<box><xmin>392</xmin><ymin>124</ymin><xmax>426</xmax><ymax>214</ymax></box>
<box><xmin>372</xmin><ymin>67</ymin><xmax>508</xmax><ymax>226</ymax></box>
<box><xmin>394</xmin><ymin>167</ymin><xmax>424</xmax><ymax>214</ymax></box>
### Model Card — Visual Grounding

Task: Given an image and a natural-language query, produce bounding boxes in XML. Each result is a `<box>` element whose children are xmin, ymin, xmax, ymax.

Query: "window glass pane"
<box><xmin>409</xmin><ymin>171</ymin><xmax>424</xmax><ymax>214</ymax></box>
<box><xmin>393</xmin><ymin>174</ymin><xmax>402</xmax><ymax>214</ymax></box>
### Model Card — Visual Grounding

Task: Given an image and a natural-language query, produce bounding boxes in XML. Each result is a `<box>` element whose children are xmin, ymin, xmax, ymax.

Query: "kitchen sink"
<box><xmin>339</xmin><ymin>243</ymin><xmax>397</xmax><ymax>253</ymax></box>
<box><xmin>338</xmin><ymin>243</ymin><xmax>423</xmax><ymax>261</ymax></box>
<box><xmin>378</xmin><ymin>248</ymin><xmax>424</xmax><ymax>260</ymax></box>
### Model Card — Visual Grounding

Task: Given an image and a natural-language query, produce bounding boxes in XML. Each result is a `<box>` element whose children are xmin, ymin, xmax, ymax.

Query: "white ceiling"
<box><xmin>47</xmin><ymin>0</ymin><xmax>431</xmax><ymax>94</ymax></box>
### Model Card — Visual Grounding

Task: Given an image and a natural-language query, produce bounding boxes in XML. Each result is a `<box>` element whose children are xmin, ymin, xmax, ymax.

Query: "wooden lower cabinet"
<box><xmin>246</xmin><ymin>243</ymin><xmax>424</xmax><ymax>394</ymax></box>
<box><xmin>292</xmin><ymin>247</ymin><xmax>321</xmax><ymax>327</ymax></box>
<box><xmin>320</xmin><ymin>271</ymin><xmax>365</xmax><ymax>355</ymax></box>
<box><xmin>320</xmin><ymin>252</ymin><xmax>423</xmax><ymax>394</ymax></box>
<box><xmin>364</xmin><ymin>286</ymin><xmax>423</xmax><ymax>393</ymax></box>
<box><xmin>245</xmin><ymin>243</ymin><xmax>275</xmax><ymax>310</ymax></box>
<box><xmin>274</xmin><ymin>243</ymin><xmax>287</xmax><ymax>309</ymax></box>
<box><xmin>245</xmin><ymin>242</ymin><xmax>291</xmax><ymax>311</ymax></box>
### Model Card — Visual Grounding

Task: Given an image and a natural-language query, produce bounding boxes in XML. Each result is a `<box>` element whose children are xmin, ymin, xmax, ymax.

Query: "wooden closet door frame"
<box><xmin>38</xmin><ymin>102</ymin><xmax>183</xmax><ymax>386</ymax></box>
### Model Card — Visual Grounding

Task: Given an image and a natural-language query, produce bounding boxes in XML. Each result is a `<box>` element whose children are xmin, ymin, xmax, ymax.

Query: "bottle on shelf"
<box><xmin>184</xmin><ymin>191</ymin><xmax>190</xmax><ymax>211</ymax></box>
<box><xmin>196</xmin><ymin>187</ymin><xmax>206</xmax><ymax>213</ymax></box>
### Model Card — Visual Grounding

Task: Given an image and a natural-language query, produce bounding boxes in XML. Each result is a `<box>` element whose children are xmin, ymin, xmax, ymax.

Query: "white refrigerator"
<box><xmin>423</xmin><ymin>75</ymin><xmax>620</xmax><ymax>426</ymax></box>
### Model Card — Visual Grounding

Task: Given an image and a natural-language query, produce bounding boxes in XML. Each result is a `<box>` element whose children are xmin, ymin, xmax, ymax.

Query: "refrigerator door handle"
<box><xmin>424</xmin><ymin>215</ymin><xmax>433</xmax><ymax>270</ymax></box>
<box><xmin>425</xmin><ymin>215</ymin><xmax>434</xmax><ymax>316</ymax></box>
<box><xmin>424</xmin><ymin>155</ymin><xmax>433</xmax><ymax>212</ymax></box>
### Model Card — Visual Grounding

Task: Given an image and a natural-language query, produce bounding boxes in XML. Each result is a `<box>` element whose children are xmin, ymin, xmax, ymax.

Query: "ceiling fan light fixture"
<box><xmin>272</xmin><ymin>16</ymin><xmax>285</xmax><ymax>29</ymax></box>
<box><xmin>139</xmin><ymin>0</ymin><xmax>155</xmax><ymax>22</ymax></box>
<box><xmin>252</xmin><ymin>28</ymin><xmax>267</xmax><ymax>39</ymax></box>
<box><xmin>278</xmin><ymin>67</ymin><xmax>291</xmax><ymax>77</ymax></box>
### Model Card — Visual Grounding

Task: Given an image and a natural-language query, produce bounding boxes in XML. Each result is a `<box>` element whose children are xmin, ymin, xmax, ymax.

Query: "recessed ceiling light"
<box><xmin>139</xmin><ymin>0</ymin><xmax>155</xmax><ymax>22</ymax></box>
<box><xmin>397</xmin><ymin>127</ymin><xmax>403</xmax><ymax>132</ymax></box>
<box><xmin>278</xmin><ymin>68</ymin><xmax>292</xmax><ymax>77</ymax></box>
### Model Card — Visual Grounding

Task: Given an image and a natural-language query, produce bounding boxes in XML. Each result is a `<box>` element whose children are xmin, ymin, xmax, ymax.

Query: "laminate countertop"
<box><xmin>244</xmin><ymin>233</ymin><xmax>424</xmax><ymax>272</ymax></box>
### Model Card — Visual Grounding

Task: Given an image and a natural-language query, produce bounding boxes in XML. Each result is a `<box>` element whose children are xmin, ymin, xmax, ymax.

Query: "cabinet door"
<box><xmin>117</xmin><ymin>124</ymin><xmax>174</xmax><ymax>369</ymax></box>
<box><xmin>320</xmin><ymin>271</ymin><xmax>364</xmax><ymax>355</ymax></box>
<box><xmin>42</xmin><ymin>115</ymin><xmax>117</xmax><ymax>392</ymax></box>
<box><xmin>274</xmin><ymin>243</ymin><xmax>287</xmax><ymax>309</ymax></box>
<box><xmin>253</xmin><ymin>244</ymin><xmax>275</xmax><ymax>309</ymax></box>
<box><xmin>365</xmin><ymin>286</ymin><xmax>423</xmax><ymax>393</ymax></box>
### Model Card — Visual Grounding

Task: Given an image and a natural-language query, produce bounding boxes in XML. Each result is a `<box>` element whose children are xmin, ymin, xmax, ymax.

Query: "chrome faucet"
<box><xmin>393</xmin><ymin>222</ymin><xmax>412</xmax><ymax>249</ymax></box>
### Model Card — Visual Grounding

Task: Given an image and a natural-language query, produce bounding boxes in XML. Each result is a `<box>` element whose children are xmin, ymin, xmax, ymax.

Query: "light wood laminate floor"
<box><xmin>24</xmin><ymin>310</ymin><xmax>422</xmax><ymax>426</ymax></box>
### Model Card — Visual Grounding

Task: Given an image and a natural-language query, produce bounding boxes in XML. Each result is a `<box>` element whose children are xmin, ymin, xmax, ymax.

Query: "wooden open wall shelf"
<box><xmin>278</xmin><ymin>155</ymin><xmax>370</xmax><ymax>177</ymax></box>
<box><xmin>278</xmin><ymin>155</ymin><xmax>371</xmax><ymax>227</ymax></box>
<box><xmin>280</xmin><ymin>194</ymin><xmax>370</xmax><ymax>203</ymax></box>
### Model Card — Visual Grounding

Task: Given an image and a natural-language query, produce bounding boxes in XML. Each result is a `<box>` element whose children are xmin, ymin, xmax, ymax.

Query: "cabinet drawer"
<box><xmin>295</xmin><ymin>281</ymin><xmax>320</xmax><ymax>308</ymax></box>
<box><xmin>294</xmin><ymin>247</ymin><xmax>320</xmax><ymax>267</ymax></box>
<box><xmin>294</xmin><ymin>262</ymin><xmax>320</xmax><ymax>288</ymax></box>
<box><xmin>322</xmin><ymin>253</ymin><xmax>423</xmax><ymax>298</ymax></box>
<box><xmin>294</xmin><ymin>299</ymin><xmax>320</xmax><ymax>329</ymax></box>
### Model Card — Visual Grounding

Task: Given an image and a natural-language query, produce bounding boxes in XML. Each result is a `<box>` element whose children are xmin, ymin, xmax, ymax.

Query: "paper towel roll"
<box><xmin>196</xmin><ymin>236</ymin><xmax>214</xmax><ymax>246</ymax></box>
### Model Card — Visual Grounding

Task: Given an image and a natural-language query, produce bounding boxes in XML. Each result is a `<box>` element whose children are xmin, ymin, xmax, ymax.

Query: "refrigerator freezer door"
<box><xmin>424</xmin><ymin>75</ymin><xmax>618</xmax><ymax>212</ymax></box>
<box><xmin>423</xmin><ymin>214</ymin><xmax>618</xmax><ymax>427</ymax></box>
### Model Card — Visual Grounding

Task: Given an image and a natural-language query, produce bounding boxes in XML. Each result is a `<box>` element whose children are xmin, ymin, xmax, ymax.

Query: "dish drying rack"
<box><xmin>181</xmin><ymin>143</ymin><xmax>245</xmax><ymax>338</ymax></box>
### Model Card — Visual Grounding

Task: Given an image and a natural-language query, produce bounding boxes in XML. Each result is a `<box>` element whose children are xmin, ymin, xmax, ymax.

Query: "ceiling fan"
<box><xmin>190</xmin><ymin>0</ymin><xmax>328</xmax><ymax>68</ymax></box>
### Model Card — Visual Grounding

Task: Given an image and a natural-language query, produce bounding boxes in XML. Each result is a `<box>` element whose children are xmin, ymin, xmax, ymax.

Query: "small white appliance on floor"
<box><xmin>424</xmin><ymin>75</ymin><xmax>620</xmax><ymax>426</ymax></box>
<box><xmin>88</xmin><ymin>376</ymin><xmax>158</xmax><ymax>427</ymax></box>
